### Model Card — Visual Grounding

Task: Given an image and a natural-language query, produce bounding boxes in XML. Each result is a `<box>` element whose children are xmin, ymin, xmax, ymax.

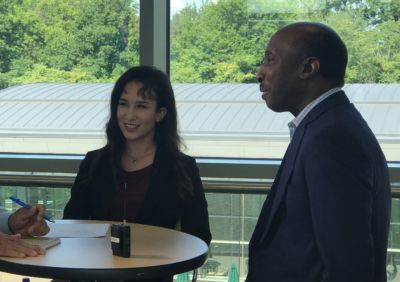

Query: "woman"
<box><xmin>63</xmin><ymin>66</ymin><xmax>211</xmax><ymax>247</ymax></box>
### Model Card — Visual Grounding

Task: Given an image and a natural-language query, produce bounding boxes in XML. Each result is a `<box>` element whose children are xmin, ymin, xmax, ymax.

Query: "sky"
<box><xmin>170</xmin><ymin>0</ymin><xmax>217</xmax><ymax>15</ymax></box>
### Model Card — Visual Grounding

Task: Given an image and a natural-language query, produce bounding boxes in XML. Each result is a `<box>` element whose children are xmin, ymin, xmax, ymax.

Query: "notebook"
<box><xmin>21</xmin><ymin>237</ymin><xmax>61</xmax><ymax>249</ymax></box>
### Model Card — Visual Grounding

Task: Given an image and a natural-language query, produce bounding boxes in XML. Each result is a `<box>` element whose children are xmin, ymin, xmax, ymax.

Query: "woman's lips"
<box><xmin>124</xmin><ymin>123</ymin><xmax>139</xmax><ymax>132</ymax></box>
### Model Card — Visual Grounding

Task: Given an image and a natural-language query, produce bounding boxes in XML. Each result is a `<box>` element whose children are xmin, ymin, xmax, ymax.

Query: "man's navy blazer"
<box><xmin>247</xmin><ymin>91</ymin><xmax>391</xmax><ymax>282</ymax></box>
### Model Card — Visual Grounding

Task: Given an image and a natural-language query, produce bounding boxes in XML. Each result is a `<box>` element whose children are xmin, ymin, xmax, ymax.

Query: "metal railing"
<box><xmin>0</xmin><ymin>153</ymin><xmax>399</xmax><ymax>196</ymax></box>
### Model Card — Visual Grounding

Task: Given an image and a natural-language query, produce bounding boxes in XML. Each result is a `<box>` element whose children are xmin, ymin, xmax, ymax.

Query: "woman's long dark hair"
<box><xmin>106</xmin><ymin>65</ymin><xmax>193</xmax><ymax>197</ymax></box>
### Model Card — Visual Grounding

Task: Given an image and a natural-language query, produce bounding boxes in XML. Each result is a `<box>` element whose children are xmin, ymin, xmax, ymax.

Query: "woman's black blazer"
<box><xmin>63</xmin><ymin>145</ymin><xmax>211</xmax><ymax>245</ymax></box>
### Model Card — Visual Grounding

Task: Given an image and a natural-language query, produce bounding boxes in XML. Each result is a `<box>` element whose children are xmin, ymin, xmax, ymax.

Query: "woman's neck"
<box><xmin>124</xmin><ymin>140</ymin><xmax>156</xmax><ymax>159</ymax></box>
<box><xmin>121</xmin><ymin>140</ymin><xmax>157</xmax><ymax>171</ymax></box>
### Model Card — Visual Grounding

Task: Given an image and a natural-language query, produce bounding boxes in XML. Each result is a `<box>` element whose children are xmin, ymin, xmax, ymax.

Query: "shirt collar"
<box><xmin>288</xmin><ymin>87</ymin><xmax>342</xmax><ymax>139</ymax></box>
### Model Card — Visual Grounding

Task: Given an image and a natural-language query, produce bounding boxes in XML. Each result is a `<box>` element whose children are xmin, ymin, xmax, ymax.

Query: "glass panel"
<box><xmin>169</xmin><ymin>2</ymin><xmax>400</xmax><ymax>278</ymax></box>
<box><xmin>0</xmin><ymin>0</ymin><xmax>140</xmax><ymax>156</ymax></box>
<box><xmin>204</xmin><ymin>193</ymin><xmax>264</xmax><ymax>280</ymax></box>
<box><xmin>388</xmin><ymin>198</ymin><xmax>400</xmax><ymax>282</ymax></box>
<box><xmin>204</xmin><ymin>194</ymin><xmax>400</xmax><ymax>281</ymax></box>
<box><xmin>1</xmin><ymin>185</ymin><xmax>399</xmax><ymax>281</ymax></box>
<box><xmin>0</xmin><ymin>186</ymin><xmax>70</xmax><ymax>220</ymax></box>
<box><xmin>169</xmin><ymin>0</ymin><xmax>400</xmax><ymax>160</ymax></box>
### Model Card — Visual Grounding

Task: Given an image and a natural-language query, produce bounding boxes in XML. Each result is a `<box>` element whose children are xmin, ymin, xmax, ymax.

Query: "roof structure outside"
<box><xmin>0</xmin><ymin>82</ymin><xmax>399</xmax><ymax>141</ymax></box>
<box><xmin>0</xmin><ymin>83</ymin><xmax>400</xmax><ymax>161</ymax></box>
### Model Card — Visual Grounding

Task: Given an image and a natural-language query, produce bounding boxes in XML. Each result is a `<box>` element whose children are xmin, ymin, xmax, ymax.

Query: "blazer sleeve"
<box><xmin>63</xmin><ymin>152</ymin><xmax>94</xmax><ymax>219</ymax></box>
<box><xmin>304</xmin><ymin>131</ymin><xmax>378</xmax><ymax>281</ymax></box>
<box><xmin>0</xmin><ymin>211</ymin><xmax>12</xmax><ymax>234</ymax></box>
<box><xmin>180</xmin><ymin>157</ymin><xmax>212</xmax><ymax>245</ymax></box>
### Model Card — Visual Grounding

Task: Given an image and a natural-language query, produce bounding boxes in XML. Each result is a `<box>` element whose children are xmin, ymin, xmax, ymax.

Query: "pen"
<box><xmin>9</xmin><ymin>195</ymin><xmax>55</xmax><ymax>223</ymax></box>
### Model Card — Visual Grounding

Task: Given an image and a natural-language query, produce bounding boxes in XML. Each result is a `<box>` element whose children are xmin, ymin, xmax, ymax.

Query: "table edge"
<box><xmin>0</xmin><ymin>250</ymin><xmax>208</xmax><ymax>280</ymax></box>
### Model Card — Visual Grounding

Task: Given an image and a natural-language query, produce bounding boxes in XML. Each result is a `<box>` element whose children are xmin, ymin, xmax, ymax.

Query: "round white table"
<box><xmin>0</xmin><ymin>220</ymin><xmax>209</xmax><ymax>280</ymax></box>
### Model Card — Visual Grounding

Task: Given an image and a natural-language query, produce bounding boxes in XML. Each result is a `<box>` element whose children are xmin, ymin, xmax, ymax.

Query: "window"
<box><xmin>0</xmin><ymin>1</ymin><xmax>399</xmax><ymax>280</ymax></box>
<box><xmin>170</xmin><ymin>0</ymin><xmax>400</xmax><ymax>279</ymax></box>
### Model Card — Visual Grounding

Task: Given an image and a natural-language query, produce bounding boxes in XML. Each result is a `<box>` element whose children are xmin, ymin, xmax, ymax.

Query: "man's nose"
<box><xmin>256</xmin><ymin>68</ymin><xmax>263</xmax><ymax>83</ymax></box>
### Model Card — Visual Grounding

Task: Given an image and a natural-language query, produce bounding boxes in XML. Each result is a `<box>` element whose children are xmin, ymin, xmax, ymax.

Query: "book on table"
<box><xmin>21</xmin><ymin>237</ymin><xmax>61</xmax><ymax>249</ymax></box>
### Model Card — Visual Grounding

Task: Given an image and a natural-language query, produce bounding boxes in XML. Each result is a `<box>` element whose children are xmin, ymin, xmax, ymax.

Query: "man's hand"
<box><xmin>0</xmin><ymin>232</ymin><xmax>45</xmax><ymax>257</ymax></box>
<box><xmin>8</xmin><ymin>205</ymin><xmax>50</xmax><ymax>236</ymax></box>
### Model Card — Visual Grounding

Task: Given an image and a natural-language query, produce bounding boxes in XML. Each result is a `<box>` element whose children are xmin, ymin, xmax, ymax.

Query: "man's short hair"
<box><xmin>287</xmin><ymin>22</ymin><xmax>348</xmax><ymax>86</ymax></box>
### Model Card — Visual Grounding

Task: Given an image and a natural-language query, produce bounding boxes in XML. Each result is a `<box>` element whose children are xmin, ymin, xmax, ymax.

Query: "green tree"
<box><xmin>0</xmin><ymin>0</ymin><xmax>139</xmax><ymax>88</ymax></box>
<box><xmin>171</xmin><ymin>0</ymin><xmax>286</xmax><ymax>82</ymax></box>
<box><xmin>72</xmin><ymin>0</ymin><xmax>138</xmax><ymax>78</ymax></box>
<box><xmin>170</xmin><ymin>0</ymin><xmax>399</xmax><ymax>84</ymax></box>
<box><xmin>1</xmin><ymin>0</ymin><xmax>399</xmax><ymax>87</ymax></box>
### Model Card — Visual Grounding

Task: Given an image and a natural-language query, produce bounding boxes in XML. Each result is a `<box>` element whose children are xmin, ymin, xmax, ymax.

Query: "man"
<box><xmin>247</xmin><ymin>22</ymin><xmax>391</xmax><ymax>282</ymax></box>
<box><xmin>0</xmin><ymin>205</ymin><xmax>49</xmax><ymax>257</ymax></box>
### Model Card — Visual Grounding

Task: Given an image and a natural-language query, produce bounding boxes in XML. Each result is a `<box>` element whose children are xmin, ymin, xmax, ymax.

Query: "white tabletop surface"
<box><xmin>0</xmin><ymin>220</ymin><xmax>209</xmax><ymax>280</ymax></box>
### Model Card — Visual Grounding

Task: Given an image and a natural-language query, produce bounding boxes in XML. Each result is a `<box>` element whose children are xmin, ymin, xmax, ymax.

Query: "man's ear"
<box><xmin>156</xmin><ymin>107</ymin><xmax>167</xmax><ymax>122</ymax></box>
<box><xmin>299</xmin><ymin>57</ymin><xmax>320</xmax><ymax>79</ymax></box>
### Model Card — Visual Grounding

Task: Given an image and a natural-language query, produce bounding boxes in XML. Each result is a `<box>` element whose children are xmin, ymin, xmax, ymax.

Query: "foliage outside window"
<box><xmin>0</xmin><ymin>0</ymin><xmax>140</xmax><ymax>89</ymax></box>
<box><xmin>1</xmin><ymin>0</ymin><xmax>398</xmax><ymax>89</ymax></box>
<box><xmin>170</xmin><ymin>0</ymin><xmax>400</xmax><ymax>83</ymax></box>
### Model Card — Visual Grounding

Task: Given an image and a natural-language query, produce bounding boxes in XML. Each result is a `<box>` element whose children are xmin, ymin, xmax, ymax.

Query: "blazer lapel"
<box><xmin>257</xmin><ymin>127</ymin><xmax>304</xmax><ymax>243</ymax></box>
<box><xmin>136</xmin><ymin>147</ymin><xmax>168</xmax><ymax>221</ymax></box>
<box><xmin>248</xmin><ymin>150</ymin><xmax>287</xmax><ymax>252</ymax></box>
